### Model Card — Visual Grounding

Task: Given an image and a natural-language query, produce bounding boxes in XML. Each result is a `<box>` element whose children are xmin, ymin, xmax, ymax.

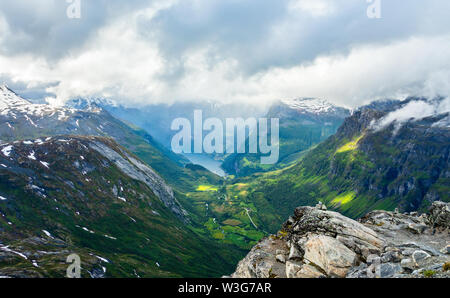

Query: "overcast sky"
<box><xmin>1</xmin><ymin>0</ymin><xmax>450</xmax><ymax>108</ymax></box>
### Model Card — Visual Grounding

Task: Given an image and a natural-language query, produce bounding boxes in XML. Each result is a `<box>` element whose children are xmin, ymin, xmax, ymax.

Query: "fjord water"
<box><xmin>184</xmin><ymin>154</ymin><xmax>227</xmax><ymax>177</ymax></box>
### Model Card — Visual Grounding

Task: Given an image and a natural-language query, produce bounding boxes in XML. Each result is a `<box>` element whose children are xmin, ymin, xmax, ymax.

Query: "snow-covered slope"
<box><xmin>0</xmin><ymin>85</ymin><xmax>33</xmax><ymax>110</ymax></box>
<box><xmin>0</xmin><ymin>84</ymin><xmax>83</xmax><ymax>121</ymax></box>
<box><xmin>0</xmin><ymin>84</ymin><xmax>116</xmax><ymax>142</ymax></box>
<box><xmin>280</xmin><ymin>98</ymin><xmax>349</xmax><ymax>117</ymax></box>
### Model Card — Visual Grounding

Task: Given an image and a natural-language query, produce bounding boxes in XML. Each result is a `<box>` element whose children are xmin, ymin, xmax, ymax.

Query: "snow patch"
<box><xmin>42</xmin><ymin>230</ymin><xmax>54</xmax><ymax>239</ymax></box>
<box><xmin>1</xmin><ymin>145</ymin><xmax>12</xmax><ymax>157</ymax></box>
<box><xmin>104</xmin><ymin>234</ymin><xmax>117</xmax><ymax>240</ymax></box>
<box><xmin>94</xmin><ymin>255</ymin><xmax>110</xmax><ymax>263</ymax></box>
<box><xmin>28</xmin><ymin>151</ymin><xmax>36</xmax><ymax>160</ymax></box>
<box><xmin>0</xmin><ymin>245</ymin><xmax>28</xmax><ymax>260</ymax></box>
<box><xmin>81</xmin><ymin>227</ymin><xmax>95</xmax><ymax>234</ymax></box>
<box><xmin>40</xmin><ymin>161</ymin><xmax>50</xmax><ymax>168</ymax></box>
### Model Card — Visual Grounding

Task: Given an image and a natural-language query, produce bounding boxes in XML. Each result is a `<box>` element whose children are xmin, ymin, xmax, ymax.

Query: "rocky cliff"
<box><xmin>231</xmin><ymin>201</ymin><xmax>449</xmax><ymax>278</ymax></box>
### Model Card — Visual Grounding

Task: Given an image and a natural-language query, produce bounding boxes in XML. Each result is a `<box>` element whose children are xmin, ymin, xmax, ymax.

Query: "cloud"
<box><xmin>288</xmin><ymin>0</ymin><xmax>336</xmax><ymax>17</ymax></box>
<box><xmin>0</xmin><ymin>0</ymin><xmax>156</xmax><ymax>60</ymax></box>
<box><xmin>371</xmin><ymin>97</ymin><xmax>450</xmax><ymax>132</ymax></box>
<box><xmin>0</xmin><ymin>0</ymin><xmax>450</xmax><ymax>108</ymax></box>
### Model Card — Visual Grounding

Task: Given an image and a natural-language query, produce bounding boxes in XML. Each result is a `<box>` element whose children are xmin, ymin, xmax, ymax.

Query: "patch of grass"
<box><xmin>422</xmin><ymin>270</ymin><xmax>436</xmax><ymax>278</ymax></box>
<box><xmin>331</xmin><ymin>192</ymin><xmax>356</xmax><ymax>206</ymax></box>
<box><xmin>443</xmin><ymin>262</ymin><xmax>450</xmax><ymax>272</ymax></box>
<box><xmin>222</xmin><ymin>219</ymin><xmax>242</xmax><ymax>226</ymax></box>
<box><xmin>196</xmin><ymin>185</ymin><xmax>218</xmax><ymax>192</ymax></box>
<box><xmin>336</xmin><ymin>134</ymin><xmax>364</xmax><ymax>154</ymax></box>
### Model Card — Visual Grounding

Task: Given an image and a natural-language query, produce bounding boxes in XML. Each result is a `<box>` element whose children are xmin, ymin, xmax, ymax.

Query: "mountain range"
<box><xmin>0</xmin><ymin>85</ymin><xmax>245</xmax><ymax>277</ymax></box>
<box><xmin>222</xmin><ymin>98</ymin><xmax>351</xmax><ymax>176</ymax></box>
<box><xmin>1</xmin><ymin>85</ymin><xmax>448</xmax><ymax>277</ymax></box>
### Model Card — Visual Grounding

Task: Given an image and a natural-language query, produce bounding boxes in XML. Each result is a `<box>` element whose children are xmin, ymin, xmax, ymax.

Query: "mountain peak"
<box><xmin>65</xmin><ymin>97</ymin><xmax>117</xmax><ymax>112</ymax></box>
<box><xmin>0</xmin><ymin>85</ymin><xmax>32</xmax><ymax>110</ymax></box>
<box><xmin>280</xmin><ymin>97</ymin><xmax>347</xmax><ymax>115</ymax></box>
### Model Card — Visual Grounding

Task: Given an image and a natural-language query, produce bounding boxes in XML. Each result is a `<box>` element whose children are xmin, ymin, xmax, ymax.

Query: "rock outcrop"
<box><xmin>232</xmin><ymin>201</ymin><xmax>449</xmax><ymax>278</ymax></box>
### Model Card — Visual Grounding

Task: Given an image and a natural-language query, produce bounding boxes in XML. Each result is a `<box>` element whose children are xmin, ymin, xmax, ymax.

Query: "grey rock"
<box><xmin>400</xmin><ymin>258</ymin><xmax>416</xmax><ymax>270</ymax></box>
<box><xmin>285</xmin><ymin>261</ymin><xmax>302</xmax><ymax>278</ymax></box>
<box><xmin>303</xmin><ymin>235</ymin><xmax>357</xmax><ymax>277</ymax></box>
<box><xmin>232</xmin><ymin>202</ymin><xmax>450</xmax><ymax>279</ymax></box>
<box><xmin>440</xmin><ymin>245</ymin><xmax>450</xmax><ymax>255</ymax></box>
<box><xmin>381</xmin><ymin>251</ymin><xmax>401</xmax><ymax>263</ymax></box>
<box><xmin>291</xmin><ymin>206</ymin><xmax>384</xmax><ymax>252</ymax></box>
<box><xmin>346</xmin><ymin>263</ymin><xmax>368</xmax><ymax>278</ymax></box>
<box><xmin>412</xmin><ymin>250</ymin><xmax>431</xmax><ymax>264</ymax></box>
<box><xmin>275</xmin><ymin>249</ymin><xmax>286</xmax><ymax>255</ymax></box>
<box><xmin>276</xmin><ymin>254</ymin><xmax>286</xmax><ymax>264</ymax></box>
<box><xmin>401</xmin><ymin>248</ymin><xmax>415</xmax><ymax>256</ymax></box>
<box><xmin>379</xmin><ymin>263</ymin><xmax>403</xmax><ymax>278</ymax></box>
<box><xmin>407</xmin><ymin>223</ymin><xmax>428</xmax><ymax>234</ymax></box>
<box><xmin>288</xmin><ymin>245</ymin><xmax>302</xmax><ymax>260</ymax></box>
<box><xmin>366</xmin><ymin>254</ymin><xmax>381</xmax><ymax>265</ymax></box>
<box><xmin>296</xmin><ymin>264</ymin><xmax>325</xmax><ymax>278</ymax></box>
<box><xmin>428</xmin><ymin>201</ymin><xmax>450</xmax><ymax>229</ymax></box>
<box><xmin>399</xmin><ymin>242</ymin><xmax>441</xmax><ymax>256</ymax></box>
<box><xmin>315</xmin><ymin>201</ymin><xmax>327</xmax><ymax>211</ymax></box>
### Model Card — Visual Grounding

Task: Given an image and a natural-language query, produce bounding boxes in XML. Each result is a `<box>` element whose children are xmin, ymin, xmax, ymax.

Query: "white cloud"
<box><xmin>1</xmin><ymin>1</ymin><xmax>450</xmax><ymax>108</ymax></box>
<box><xmin>288</xmin><ymin>0</ymin><xmax>336</xmax><ymax>17</ymax></box>
<box><xmin>371</xmin><ymin>97</ymin><xmax>450</xmax><ymax>132</ymax></box>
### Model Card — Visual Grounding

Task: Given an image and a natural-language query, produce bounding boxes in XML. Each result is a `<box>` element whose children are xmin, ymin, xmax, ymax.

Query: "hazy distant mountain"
<box><xmin>67</xmin><ymin>98</ymin><xmax>268</xmax><ymax>149</ymax></box>
<box><xmin>222</xmin><ymin>98</ymin><xmax>351</xmax><ymax>176</ymax></box>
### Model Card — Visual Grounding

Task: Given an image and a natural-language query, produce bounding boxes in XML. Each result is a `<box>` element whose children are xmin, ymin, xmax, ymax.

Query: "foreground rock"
<box><xmin>232</xmin><ymin>201</ymin><xmax>449</xmax><ymax>278</ymax></box>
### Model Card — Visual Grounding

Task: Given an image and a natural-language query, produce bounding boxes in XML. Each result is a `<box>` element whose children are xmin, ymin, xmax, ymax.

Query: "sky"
<box><xmin>0</xmin><ymin>0</ymin><xmax>450</xmax><ymax>108</ymax></box>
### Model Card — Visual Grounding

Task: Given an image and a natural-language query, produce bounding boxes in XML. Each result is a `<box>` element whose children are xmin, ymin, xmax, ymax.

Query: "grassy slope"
<box><xmin>225</xmin><ymin>122</ymin><xmax>449</xmax><ymax>233</ymax></box>
<box><xmin>221</xmin><ymin>119</ymin><xmax>342</xmax><ymax>177</ymax></box>
<box><xmin>0</xmin><ymin>137</ymin><xmax>242</xmax><ymax>277</ymax></box>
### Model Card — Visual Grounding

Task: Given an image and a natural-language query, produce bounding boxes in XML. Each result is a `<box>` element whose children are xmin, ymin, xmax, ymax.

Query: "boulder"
<box><xmin>285</xmin><ymin>261</ymin><xmax>302</xmax><ymax>278</ymax></box>
<box><xmin>292</xmin><ymin>206</ymin><xmax>384</xmax><ymax>252</ymax></box>
<box><xmin>428</xmin><ymin>201</ymin><xmax>450</xmax><ymax>229</ymax></box>
<box><xmin>400</xmin><ymin>258</ymin><xmax>416</xmax><ymax>270</ymax></box>
<box><xmin>232</xmin><ymin>202</ymin><xmax>450</xmax><ymax>279</ymax></box>
<box><xmin>412</xmin><ymin>250</ymin><xmax>431</xmax><ymax>265</ymax></box>
<box><xmin>288</xmin><ymin>245</ymin><xmax>303</xmax><ymax>260</ymax></box>
<box><xmin>303</xmin><ymin>235</ymin><xmax>357</xmax><ymax>277</ymax></box>
<box><xmin>276</xmin><ymin>254</ymin><xmax>286</xmax><ymax>264</ymax></box>
<box><xmin>296</xmin><ymin>264</ymin><xmax>325</xmax><ymax>278</ymax></box>
<box><xmin>379</xmin><ymin>263</ymin><xmax>403</xmax><ymax>278</ymax></box>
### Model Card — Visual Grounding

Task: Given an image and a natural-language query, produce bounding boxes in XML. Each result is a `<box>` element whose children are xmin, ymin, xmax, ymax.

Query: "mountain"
<box><xmin>0</xmin><ymin>85</ymin><xmax>219</xmax><ymax>192</ymax></box>
<box><xmin>0</xmin><ymin>85</ymin><xmax>248</xmax><ymax>277</ymax></box>
<box><xmin>225</xmin><ymin>96</ymin><xmax>449</xmax><ymax>233</ymax></box>
<box><xmin>222</xmin><ymin>98</ymin><xmax>351</xmax><ymax>176</ymax></box>
<box><xmin>231</xmin><ymin>201</ymin><xmax>450</xmax><ymax>278</ymax></box>
<box><xmin>0</xmin><ymin>136</ymin><xmax>240</xmax><ymax>277</ymax></box>
<box><xmin>66</xmin><ymin>98</ymin><xmax>267</xmax><ymax>150</ymax></box>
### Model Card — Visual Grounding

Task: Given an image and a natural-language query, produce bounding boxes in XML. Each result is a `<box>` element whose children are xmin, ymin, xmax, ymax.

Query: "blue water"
<box><xmin>184</xmin><ymin>154</ymin><xmax>227</xmax><ymax>177</ymax></box>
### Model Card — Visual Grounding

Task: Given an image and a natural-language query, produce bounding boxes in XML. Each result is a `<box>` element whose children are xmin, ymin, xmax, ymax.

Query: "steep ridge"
<box><xmin>229</xmin><ymin>97</ymin><xmax>449</xmax><ymax>229</ymax></box>
<box><xmin>0</xmin><ymin>85</ymin><xmax>221</xmax><ymax>194</ymax></box>
<box><xmin>0</xmin><ymin>86</ymin><xmax>245</xmax><ymax>277</ymax></box>
<box><xmin>0</xmin><ymin>136</ymin><xmax>239</xmax><ymax>277</ymax></box>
